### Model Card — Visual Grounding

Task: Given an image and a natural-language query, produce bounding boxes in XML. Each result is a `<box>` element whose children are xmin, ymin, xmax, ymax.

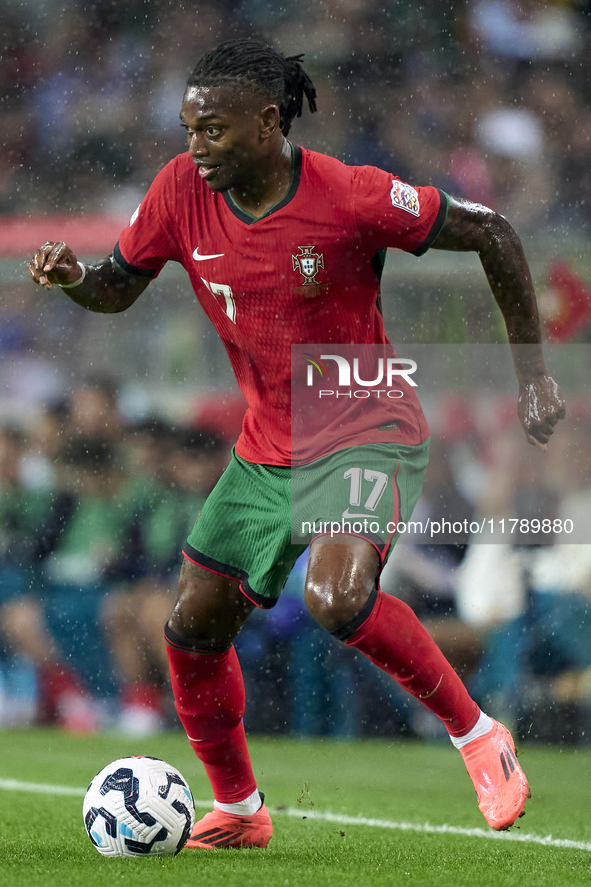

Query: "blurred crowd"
<box><xmin>0</xmin><ymin>379</ymin><xmax>230</xmax><ymax>732</ymax></box>
<box><xmin>1</xmin><ymin>377</ymin><xmax>591</xmax><ymax>743</ymax></box>
<box><xmin>2</xmin><ymin>0</ymin><xmax>591</xmax><ymax>234</ymax></box>
<box><xmin>2</xmin><ymin>0</ymin><xmax>591</xmax><ymax>743</ymax></box>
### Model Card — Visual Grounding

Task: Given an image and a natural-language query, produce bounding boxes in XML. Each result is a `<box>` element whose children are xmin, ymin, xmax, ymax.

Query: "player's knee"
<box><xmin>305</xmin><ymin>538</ymin><xmax>380</xmax><ymax>634</ymax></box>
<box><xmin>166</xmin><ymin>556</ymin><xmax>253</xmax><ymax>650</ymax></box>
<box><xmin>304</xmin><ymin>574</ymin><xmax>375</xmax><ymax>634</ymax></box>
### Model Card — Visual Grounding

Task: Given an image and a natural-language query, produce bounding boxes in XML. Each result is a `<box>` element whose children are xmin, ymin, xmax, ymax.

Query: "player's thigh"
<box><xmin>185</xmin><ymin>449</ymin><xmax>305</xmax><ymax>609</ymax></box>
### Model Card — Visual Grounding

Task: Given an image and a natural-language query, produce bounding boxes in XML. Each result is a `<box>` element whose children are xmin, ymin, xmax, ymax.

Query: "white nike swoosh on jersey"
<box><xmin>341</xmin><ymin>509</ymin><xmax>377</xmax><ymax>520</ymax></box>
<box><xmin>192</xmin><ymin>247</ymin><xmax>225</xmax><ymax>261</ymax></box>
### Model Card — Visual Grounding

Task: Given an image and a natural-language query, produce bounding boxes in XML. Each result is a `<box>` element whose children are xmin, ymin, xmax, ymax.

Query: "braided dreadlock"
<box><xmin>186</xmin><ymin>39</ymin><xmax>317</xmax><ymax>137</ymax></box>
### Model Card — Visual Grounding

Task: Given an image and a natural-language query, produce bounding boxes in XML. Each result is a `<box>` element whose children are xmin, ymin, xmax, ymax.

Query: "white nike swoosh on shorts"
<box><xmin>341</xmin><ymin>509</ymin><xmax>377</xmax><ymax>520</ymax></box>
<box><xmin>193</xmin><ymin>247</ymin><xmax>225</xmax><ymax>261</ymax></box>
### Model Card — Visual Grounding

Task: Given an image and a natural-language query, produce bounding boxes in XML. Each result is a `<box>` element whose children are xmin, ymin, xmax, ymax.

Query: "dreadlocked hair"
<box><xmin>187</xmin><ymin>39</ymin><xmax>317</xmax><ymax>137</ymax></box>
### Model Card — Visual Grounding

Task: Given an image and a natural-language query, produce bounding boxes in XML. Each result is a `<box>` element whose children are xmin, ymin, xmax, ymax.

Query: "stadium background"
<box><xmin>1</xmin><ymin>0</ymin><xmax>591</xmax><ymax>745</ymax></box>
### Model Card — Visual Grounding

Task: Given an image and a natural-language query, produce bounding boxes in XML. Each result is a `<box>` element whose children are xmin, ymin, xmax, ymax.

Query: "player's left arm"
<box><xmin>431</xmin><ymin>195</ymin><xmax>566</xmax><ymax>450</ymax></box>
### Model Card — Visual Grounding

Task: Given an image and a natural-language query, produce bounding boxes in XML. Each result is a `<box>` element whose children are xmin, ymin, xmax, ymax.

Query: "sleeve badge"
<box><xmin>390</xmin><ymin>180</ymin><xmax>420</xmax><ymax>216</ymax></box>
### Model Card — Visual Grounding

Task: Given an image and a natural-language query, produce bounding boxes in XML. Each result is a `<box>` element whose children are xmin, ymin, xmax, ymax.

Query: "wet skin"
<box><xmin>168</xmin><ymin>539</ymin><xmax>381</xmax><ymax>651</ymax></box>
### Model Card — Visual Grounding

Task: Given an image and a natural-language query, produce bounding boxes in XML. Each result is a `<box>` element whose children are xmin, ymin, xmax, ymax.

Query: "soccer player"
<box><xmin>28</xmin><ymin>40</ymin><xmax>565</xmax><ymax>847</ymax></box>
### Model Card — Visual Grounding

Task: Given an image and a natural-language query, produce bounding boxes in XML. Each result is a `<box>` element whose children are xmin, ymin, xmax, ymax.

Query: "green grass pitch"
<box><xmin>0</xmin><ymin>728</ymin><xmax>590</xmax><ymax>887</ymax></box>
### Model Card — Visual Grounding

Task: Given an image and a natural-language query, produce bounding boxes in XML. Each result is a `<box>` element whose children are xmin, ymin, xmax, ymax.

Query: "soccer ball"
<box><xmin>83</xmin><ymin>756</ymin><xmax>195</xmax><ymax>857</ymax></box>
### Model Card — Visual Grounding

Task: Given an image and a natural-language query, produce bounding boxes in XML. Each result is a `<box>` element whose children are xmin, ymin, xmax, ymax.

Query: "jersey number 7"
<box><xmin>201</xmin><ymin>278</ymin><xmax>237</xmax><ymax>324</ymax></box>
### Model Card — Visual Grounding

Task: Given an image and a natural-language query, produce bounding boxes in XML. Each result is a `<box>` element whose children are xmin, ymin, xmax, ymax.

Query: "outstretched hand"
<box><xmin>27</xmin><ymin>241</ymin><xmax>82</xmax><ymax>289</ymax></box>
<box><xmin>518</xmin><ymin>375</ymin><xmax>566</xmax><ymax>452</ymax></box>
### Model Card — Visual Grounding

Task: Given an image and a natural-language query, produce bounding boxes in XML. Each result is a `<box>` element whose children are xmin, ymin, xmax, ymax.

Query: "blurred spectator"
<box><xmin>470</xmin><ymin>0</ymin><xmax>583</xmax><ymax>66</ymax></box>
<box><xmin>0</xmin><ymin>426</ymin><xmax>101</xmax><ymax>730</ymax></box>
<box><xmin>192</xmin><ymin>391</ymin><xmax>247</xmax><ymax>443</ymax></box>
<box><xmin>99</xmin><ymin>425</ymin><xmax>229</xmax><ymax>734</ymax></box>
<box><xmin>19</xmin><ymin>402</ymin><xmax>69</xmax><ymax>491</ymax></box>
<box><xmin>456</xmin><ymin>420</ymin><xmax>591</xmax><ymax>742</ymax></box>
<box><xmin>67</xmin><ymin>376</ymin><xmax>122</xmax><ymax>442</ymax></box>
<box><xmin>0</xmin><ymin>281</ymin><xmax>65</xmax><ymax>420</ymax></box>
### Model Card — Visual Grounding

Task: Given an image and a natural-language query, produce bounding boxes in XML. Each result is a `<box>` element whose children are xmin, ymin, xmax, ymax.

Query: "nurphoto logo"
<box><xmin>303</xmin><ymin>352</ymin><xmax>417</xmax><ymax>399</ymax></box>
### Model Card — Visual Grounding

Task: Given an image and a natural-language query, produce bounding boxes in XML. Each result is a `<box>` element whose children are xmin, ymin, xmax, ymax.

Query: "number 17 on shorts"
<box><xmin>290</xmin><ymin>439</ymin><xmax>430</xmax><ymax>558</ymax></box>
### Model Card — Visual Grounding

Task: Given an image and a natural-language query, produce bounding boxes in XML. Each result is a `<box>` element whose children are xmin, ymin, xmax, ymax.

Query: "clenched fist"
<box><xmin>27</xmin><ymin>241</ymin><xmax>83</xmax><ymax>289</ymax></box>
<box><xmin>518</xmin><ymin>375</ymin><xmax>566</xmax><ymax>451</ymax></box>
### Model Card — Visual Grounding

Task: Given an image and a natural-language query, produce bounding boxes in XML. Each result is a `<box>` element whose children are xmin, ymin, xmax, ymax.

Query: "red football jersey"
<box><xmin>116</xmin><ymin>147</ymin><xmax>447</xmax><ymax>465</ymax></box>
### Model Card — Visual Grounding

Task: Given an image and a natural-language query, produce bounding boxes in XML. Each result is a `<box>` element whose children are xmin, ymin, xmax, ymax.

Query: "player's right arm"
<box><xmin>29</xmin><ymin>156</ymin><xmax>187</xmax><ymax>311</ymax></box>
<box><xmin>27</xmin><ymin>240</ymin><xmax>150</xmax><ymax>313</ymax></box>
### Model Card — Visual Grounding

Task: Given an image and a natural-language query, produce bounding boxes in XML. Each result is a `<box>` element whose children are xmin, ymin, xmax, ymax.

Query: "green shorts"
<box><xmin>184</xmin><ymin>440</ymin><xmax>429</xmax><ymax>608</ymax></box>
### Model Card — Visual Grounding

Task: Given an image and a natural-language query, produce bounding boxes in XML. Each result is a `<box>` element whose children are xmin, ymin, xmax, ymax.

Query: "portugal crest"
<box><xmin>292</xmin><ymin>245</ymin><xmax>325</xmax><ymax>285</ymax></box>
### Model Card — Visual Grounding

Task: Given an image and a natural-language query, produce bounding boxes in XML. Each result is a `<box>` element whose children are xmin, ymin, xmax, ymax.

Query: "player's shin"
<box><xmin>336</xmin><ymin>589</ymin><xmax>480</xmax><ymax>736</ymax></box>
<box><xmin>164</xmin><ymin>623</ymin><xmax>257</xmax><ymax>803</ymax></box>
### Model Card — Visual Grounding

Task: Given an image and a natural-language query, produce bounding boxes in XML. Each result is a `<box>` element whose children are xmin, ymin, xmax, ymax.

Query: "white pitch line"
<box><xmin>0</xmin><ymin>778</ymin><xmax>86</xmax><ymax>797</ymax></box>
<box><xmin>282</xmin><ymin>808</ymin><xmax>591</xmax><ymax>853</ymax></box>
<box><xmin>1</xmin><ymin>777</ymin><xmax>589</xmax><ymax>854</ymax></box>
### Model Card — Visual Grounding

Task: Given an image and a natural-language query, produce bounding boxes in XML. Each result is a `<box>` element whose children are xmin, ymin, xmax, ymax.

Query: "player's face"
<box><xmin>180</xmin><ymin>85</ymin><xmax>274</xmax><ymax>193</ymax></box>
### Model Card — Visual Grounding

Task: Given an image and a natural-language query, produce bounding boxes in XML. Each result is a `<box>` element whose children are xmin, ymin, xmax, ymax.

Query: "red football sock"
<box><xmin>346</xmin><ymin>591</ymin><xmax>479</xmax><ymax>736</ymax></box>
<box><xmin>166</xmin><ymin>638</ymin><xmax>257</xmax><ymax>803</ymax></box>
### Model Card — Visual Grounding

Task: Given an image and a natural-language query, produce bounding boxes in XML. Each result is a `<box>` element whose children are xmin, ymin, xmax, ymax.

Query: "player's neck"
<box><xmin>229</xmin><ymin>139</ymin><xmax>293</xmax><ymax>219</ymax></box>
